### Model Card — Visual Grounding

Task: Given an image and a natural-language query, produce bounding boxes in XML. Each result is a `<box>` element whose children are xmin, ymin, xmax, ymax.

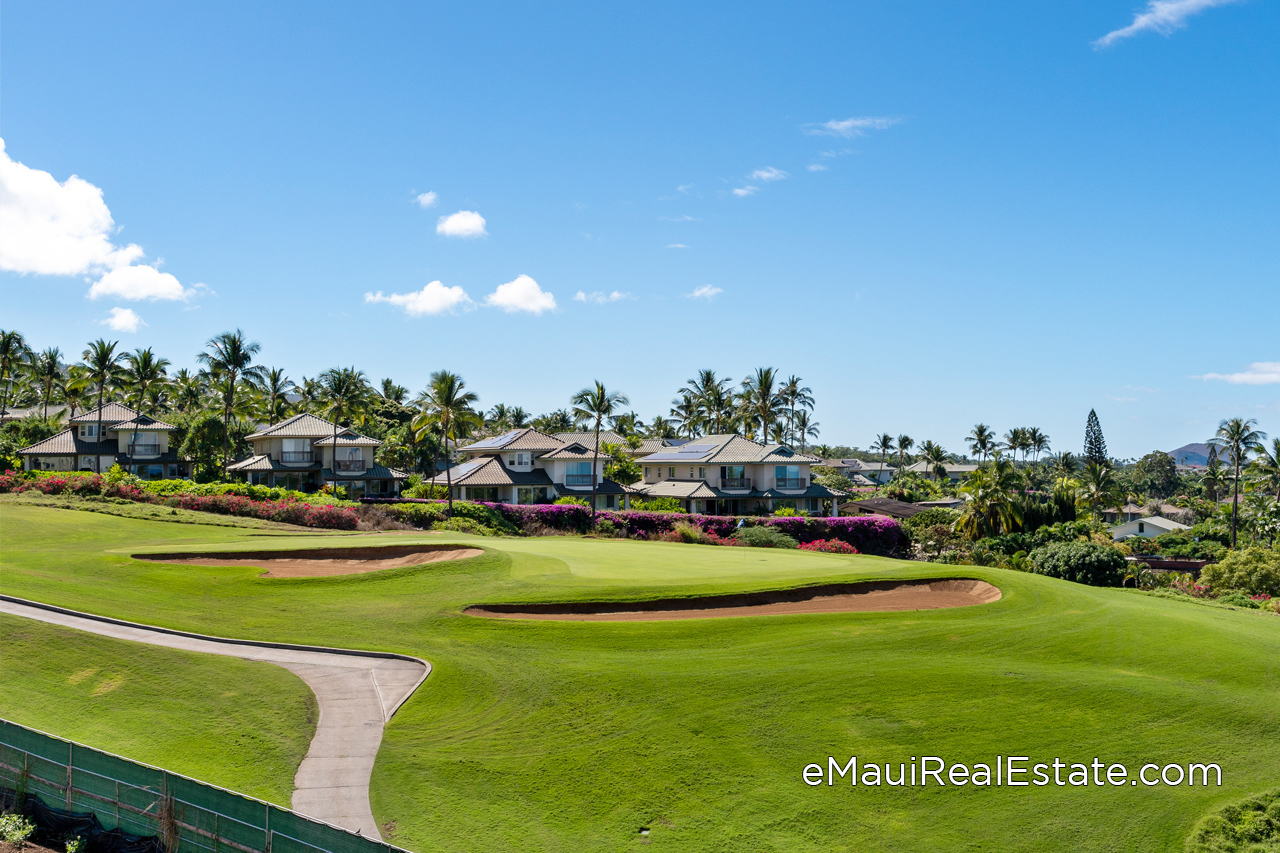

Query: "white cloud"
<box><xmin>732</xmin><ymin>186</ymin><xmax>759</xmax><ymax>197</ymax></box>
<box><xmin>100</xmin><ymin>307</ymin><xmax>144</xmax><ymax>333</ymax></box>
<box><xmin>0</xmin><ymin>138</ymin><xmax>200</xmax><ymax>301</ymax></box>
<box><xmin>686</xmin><ymin>285</ymin><xmax>723</xmax><ymax>300</ymax></box>
<box><xmin>666</xmin><ymin>243</ymin><xmax>690</xmax><ymax>249</ymax></box>
<box><xmin>89</xmin><ymin>263</ymin><xmax>200</xmax><ymax>302</ymax></box>
<box><xmin>485</xmin><ymin>274</ymin><xmax>556</xmax><ymax>314</ymax></box>
<box><xmin>1198</xmin><ymin>362</ymin><xmax>1280</xmax><ymax>385</ymax></box>
<box><xmin>1094</xmin><ymin>0</ymin><xmax>1239</xmax><ymax>47</ymax></box>
<box><xmin>414</xmin><ymin>191</ymin><xmax>438</xmax><ymax>208</ymax></box>
<box><xmin>659</xmin><ymin>214</ymin><xmax>701</xmax><ymax>222</ymax></box>
<box><xmin>574</xmin><ymin>290</ymin><xmax>633</xmax><ymax>304</ymax></box>
<box><xmin>750</xmin><ymin>167</ymin><xmax>788</xmax><ymax>182</ymax></box>
<box><xmin>807</xmin><ymin>163</ymin><xmax>829</xmax><ymax>172</ymax></box>
<box><xmin>805</xmin><ymin>116</ymin><xmax>900</xmax><ymax>138</ymax></box>
<box><xmin>436</xmin><ymin>210</ymin><xmax>487</xmax><ymax>238</ymax></box>
<box><xmin>364</xmin><ymin>281</ymin><xmax>474</xmax><ymax>316</ymax></box>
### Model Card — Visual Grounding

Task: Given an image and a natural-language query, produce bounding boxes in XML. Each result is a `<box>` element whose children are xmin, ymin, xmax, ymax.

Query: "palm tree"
<box><xmin>411</xmin><ymin>371</ymin><xmax>480</xmax><ymax>516</ymax></box>
<box><xmin>967</xmin><ymin>424</ymin><xmax>996</xmax><ymax>462</ymax></box>
<box><xmin>871</xmin><ymin>434</ymin><xmax>895</xmax><ymax>475</ymax></box>
<box><xmin>669</xmin><ymin>393</ymin><xmax>700</xmax><ymax>438</ymax></box>
<box><xmin>170</xmin><ymin>368</ymin><xmax>206</xmax><ymax>413</ymax></box>
<box><xmin>681</xmin><ymin>370</ymin><xmax>737</xmax><ymax>435</ymax></box>
<box><xmin>920</xmin><ymin>440</ymin><xmax>949</xmax><ymax>482</ymax></box>
<box><xmin>30</xmin><ymin>347</ymin><xmax>63</xmax><ymax>420</ymax></box>
<box><xmin>571</xmin><ymin>380</ymin><xmax>630</xmax><ymax>519</ymax></box>
<box><xmin>256</xmin><ymin>367</ymin><xmax>294</xmax><ymax>425</ymax></box>
<box><xmin>197</xmin><ymin>330</ymin><xmax>267</xmax><ymax>470</ymax></box>
<box><xmin>957</xmin><ymin>455</ymin><xmax>1023</xmax><ymax>539</ymax></box>
<box><xmin>1003</xmin><ymin>427</ymin><xmax>1031</xmax><ymax>463</ymax></box>
<box><xmin>0</xmin><ymin>330</ymin><xmax>32</xmax><ymax>418</ymax></box>
<box><xmin>1209</xmin><ymin>417</ymin><xmax>1268</xmax><ymax>547</ymax></box>
<box><xmin>379</xmin><ymin>378</ymin><xmax>408</xmax><ymax>405</ymax></box>
<box><xmin>508</xmin><ymin>406</ymin><xmax>529</xmax><ymax>428</ymax></box>
<box><xmin>896</xmin><ymin>435</ymin><xmax>914</xmax><ymax>472</ymax></box>
<box><xmin>81</xmin><ymin>339</ymin><xmax>124</xmax><ymax>472</ymax></box>
<box><xmin>487</xmin><ymin>403</ymin><xmax>513</xmax><ymax>431</ymax></box>
<box><xmin>121</xmin><ymin>348</ymin><xmax>171</xmax><ymax>471</ymax></box>
<box><xmin>1050</xmin><ymin>451</ymin><xmax>1079</xmax><ymax>481</ymax></box>
<box><xmin>319</xmin><ymin>367</ymin><xmax>371</xmax><ymax>496</ymax></box>
<box><xmin>779</xmin><ymin>375</ymin><xmax>813</xmax><ymax>444</ymax></box>
<box><xmin>1078</xmin><ymin>461</ymin><xmax>1122</xmax><ymax>522</ymax></box>
<box><xmin>1028</xmin><ymin>427</ymin><xmax>1051</xmax><ymax>462</ymax></box>
<box><xmin>644</xmin><ymin>414</ymin><xmax>676</xmax><ymax>439</ymax></box>
<box><xmin>793</xmin><ymin>410</ymin><xmax>819</xmax><ymax>451</ymax></box>
<box><xmin>1249</xmin><ymin>438</ymin><xmax>1280</xmax><ymax>501</ymax></box>
<box><xmin>1202</xmin><ymin>453</ymin><xmax>1227</xmax><ymax>503</ymax></box>
<box><xmin>59</xmin><ymin>366</ymin><xmax>92</xmax><ymax>419</ymax></box>
<box><xmin>738</xmin><ymin>367</ymin><xmax>781</xmax><ymax>442</ymax></box>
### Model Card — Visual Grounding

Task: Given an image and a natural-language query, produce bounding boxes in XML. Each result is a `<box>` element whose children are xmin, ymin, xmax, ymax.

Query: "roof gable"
<box><xmin>69</xmin><ymin>402</ymin><xmax>141</xmax><ymax>424</ymax></box>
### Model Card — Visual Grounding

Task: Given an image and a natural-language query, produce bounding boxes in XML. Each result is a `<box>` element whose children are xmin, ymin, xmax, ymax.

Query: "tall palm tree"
<box><xmin>59</xmin><ymin>366</ymin><xmax>92</xmax><ymax>419</ymax></box>
<box><xmin>681</xmin><ymin>370</ymin><xmax>737</xmax><ymax>435</ymax></box>
<box><xmin>256</xmin><ymin>367</ymin><xmax>294</xmax><ymax>425</ymax></box>
<box><xmin>1027</xmin><ymin>427</ymin><xmax>1051</xmax><ymax>462</ymax></box>
<box><xmin>319</xmin><ymin>367</ymin><xmax>371</xmax><ymax>495</ymax></box>
<box><xmin>669</xmin><ymin>393</ymin><xmax>700</xmax><ymax>438</ymax></box>
<box><xmin>896</xmin><ymin>435</ymin><xmax>914</xmax><ymax>472</ymax></box>
<box><xmin>487</xmin><ymin>403</ymin><xmax>513</xmax><ymax>431</ymax></box>
<box><xmin>1209</xmin><ymin>417</ymin><xmax>1268</xmax><ymax>547</ymax></box>
<box><xmin>1078</xmin><ymin>461</ymin><xmax>1122</xmax><ymax>522</ymax></box>
<box><xmin>920</xmin><ymin>440</ymin><xmax>949</xmax><ymax>482</ymax></box>
<box><xmin>779</xmin><ymin>375</ymin><xmax>813</xmax><ymax>444</ymax></box>
<box><xmin>197</xmin><ymin>330</ymin><xmax>266</xmax><ymax>470</ymax></box>
<box><xmin>411</xmin><ymin>371</ymin><xmax>480</xmax><ymax>516</ymax></box>
<box><xmin>793</xmin><ymin>410</ymin><xmax>819</xmax><ymax>452</ymax></box>
<box><xmin>1202</xmin><ymin>454</ymin><xmax>1227</xmax><ymax>504</ymax></box>
<box><xmin>1050</xmin><ymin>451</ymin><xmax>1079</xmax><ymax>481</ymax></box>
<box><xmin>967</xmin><ymin>424</ymin><xmax>996</xmax><ymax>462</ymax></box>
<box><xmin>121</xmin><ymin>348</ymin><xmax>171</xmax><ymax>471</ymax></box>
<box><xmin>571</xmin><ymin>380</ymin><xmax>630</xmax><ymax>519</ymax></box>
<box><xmin>81</xmin><ymin>339</ymin><xmax>124</xmax><ymax>472</ymax></box>
<box><xmin>957</xmin><ymin>456</ymin><xmax>1023</xmax><ymax>539</ymax></box>
<box><xmin>1003</xmin><ymin>427</ymin><xmax>1030</xmax><ymax>463</ymax></box>
<box><xmin>738</xmin><ymin>367</ymin><xmax>781</xmax><ymax>442</ymax></box>
<box><xmin>1249</xmin><ymin>438</ymin><xmax>1280</xmax><ymax>501</ymax></box>
<box><xmin>170</xmin><ymin>368</ymin><xmax>206</xmax><ymax>413</ymax></box>
<box><xmin>379</xmin><ymin>378</ymin><xmax>408</xmax><ymax>405</ymax></box>
<box><xmin>0</xmin><ymin>330</ymin><xmax>32</xmax><ymax>418</ymax></box>
<box><xmin>508</xmin><ymin>406</ymin><xmax>529</xmax><ymax>428</ymax></box>
<box><xmin>31</xmin><ymin>347</ymin><xmax>63</xmax><ymax>420</ymax></box>
<box><xmin>871</xmin><ymin>434</ymin><xmax>895</xmax><ymax>474</ymax></box>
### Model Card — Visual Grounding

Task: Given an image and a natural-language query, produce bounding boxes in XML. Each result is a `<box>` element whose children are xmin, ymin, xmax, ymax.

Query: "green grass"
<box><xmin>0</xmin><ymin>613</ymin><xmax>315</xmax><ymax>805</ymax></box>
<box><xmin>0</xmin><ymin>492</ymin><xmax>320</xmax><ymax>530</ymax></box>
<box><xmin>2</xmin><ymin>503</ymin><xmax>1279</xmax><ymax>852</ymax></box>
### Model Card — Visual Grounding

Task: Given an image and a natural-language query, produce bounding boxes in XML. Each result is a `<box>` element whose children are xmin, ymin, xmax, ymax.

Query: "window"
<box><xmin>78</xmin><ymin>424</ymin><xmax>98</xmax><ymax>438</ymax></box>
<box><xmin>283</xmin><ymin>438</ymin><xmax>311</xmax><ymax>452</ymax></box>
<box><xmin>689</xmin><ymin>467</ymin><xmax>695</xmax><ymax>479</ymax></box>
<box><xmin>1138</xmin><ymin>522</ymin><xmax>1145</xmax><ymax>533</ymax></box>
<box><xmin>668</xmin><ymin>467</ymin><xmax>675</xmax><ymax>478</ymax></box>
<box><xmin>698</xmin><ymin>467</ymin><xmax>706</xmax><ymax>479</ymax></box>
<box><xmin>569</xmin><ymin>461</ymin><xmax>591</xmax><ymax>475</ymax></box>
<box><xmin>776</xmin><ymin>465</ymin><xmax>800</xmax><ymax>480</ymax></box>
<box><xmin>505</xmin><ymin>452</ymin><xmax>532</xmax><ymax>466</ymax></box>
<box><xmin>644</xmin><ymin>466</ymin><xmax>650</xmax><ymax>478</ymax></box>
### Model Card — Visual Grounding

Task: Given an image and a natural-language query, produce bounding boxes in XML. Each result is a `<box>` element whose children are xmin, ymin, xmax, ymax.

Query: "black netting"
<box><xmin>2</xmin><ymin>788</ymin><xmax>166</xmax><ymax>853</ymax></box>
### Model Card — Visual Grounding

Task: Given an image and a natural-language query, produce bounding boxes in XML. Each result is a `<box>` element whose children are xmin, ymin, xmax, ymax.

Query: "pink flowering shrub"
<box><xmin>798</xmin><ymin>539</ymin><xmax>860</xmax><ymax>554</ymax></box>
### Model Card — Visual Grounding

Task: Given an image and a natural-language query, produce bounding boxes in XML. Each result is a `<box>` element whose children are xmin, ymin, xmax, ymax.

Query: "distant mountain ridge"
<box><xmin>1168</xmin><ymin>442</ymin><xmax>1218</xmax><ymax>466</ymax></box>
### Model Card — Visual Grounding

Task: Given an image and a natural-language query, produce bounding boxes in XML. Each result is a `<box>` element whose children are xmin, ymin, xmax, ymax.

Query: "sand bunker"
<box><xmin>466</xmin><ymin>578</ymin><xmax>1001</xmax><ymax>621</ymax></box>
<box><xmin>134</xmin><ymin>544</ymin><xmax>484</xmax><ymax>577</ymax></box>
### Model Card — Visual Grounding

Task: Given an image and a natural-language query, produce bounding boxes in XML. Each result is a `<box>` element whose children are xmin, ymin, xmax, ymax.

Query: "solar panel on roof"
<box><xmin>677</xmin><ymin>444</ymin><xmax>716</xmax><ymax>453</ymax></box>
<box><xmin>468</xmin><ymin>429</ymin><xmax>523</xmax><ymax>449</ymax></box>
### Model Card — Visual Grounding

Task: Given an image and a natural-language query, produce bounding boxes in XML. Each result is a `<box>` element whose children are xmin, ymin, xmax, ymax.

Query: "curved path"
<box><xmin>0</xmin><ymin>595</ymin><xmax>428</xmax><ymax>840</ymax></box>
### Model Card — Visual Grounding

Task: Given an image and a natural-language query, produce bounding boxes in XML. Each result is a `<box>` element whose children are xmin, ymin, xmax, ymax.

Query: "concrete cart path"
<box><xmin>0</xmin><ymin>595</ymin><xmax>429</xmax><ymax>840</ymax></box>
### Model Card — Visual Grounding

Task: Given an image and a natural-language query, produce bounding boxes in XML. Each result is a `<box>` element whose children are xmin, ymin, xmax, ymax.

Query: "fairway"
<box><xmin>3</xmin><ymin>502</ymin><xmax>1279</xmax><ymax>852</ymax></box>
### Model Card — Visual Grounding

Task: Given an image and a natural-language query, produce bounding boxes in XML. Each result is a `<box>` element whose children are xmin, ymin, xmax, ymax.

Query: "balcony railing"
<box><xmin>720</xmin><ymin>477</ymin><xmax>751</xmax><ymax>489</ymax></box>
<box><xmin>334</xmin><ymin>459</ymin><xmax>366</xmax><ymax>472</ymax></box>
<box><xmin>774</xmin><ymin>478</ymin><xmax>807</xmax><ymax>489</ymax></box>
<box><xmin>128</xmin><ymin>442</ymin><xmax>160</xmax><ymax>457</ymax></box>
<box><xmin>281</xmin><ymin>451</ymin><xmax>314</xmax><ymax>463</ymax></box>
<box><xmin>564</xmin><ymin>473</ymin><xmax>596</xmax><ymax>487</ymax></box>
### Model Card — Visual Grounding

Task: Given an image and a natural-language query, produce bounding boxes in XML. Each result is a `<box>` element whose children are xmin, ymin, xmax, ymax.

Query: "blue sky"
<box><xmin>1</xmin><ymin>1</ymin><xmax>1277</xmax><ymax>459</ymax></box>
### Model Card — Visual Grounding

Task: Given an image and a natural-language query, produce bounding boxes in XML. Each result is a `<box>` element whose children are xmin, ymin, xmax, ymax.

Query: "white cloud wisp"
<box><xmin>1198</xmin><ymin>362</ymin><xmax>1280</xmax><ymax>385</ymax></box>
<box><xmin>1094</xmin><ymin>0</ymin><xmax>1240</xmax><ymax>48</ymax></box>
<box><xmin>365</xmin><ymin>281</ymin><xmax>474</xmax><ymax>316</ymax></box>
<box><xmin>0</xmin><ymin>138</ymin><xmax>200</xmax><ymax>301</ymax></box>
<box><xmin>436</xmin><ymin>210</ymin><xmax>487</xmax><ymax>237</ymax></box>
<box><xmin>100</xmin><ymin>307</ymin><xmax>145</xmax><ymax>333</ymax></box>
<box><xmin>574</xmin><ymin>290</ymin><xmax>633</xmax><ymax>304</ymax></box>
<box><xmin>750</xmin><ymin>167</ymin><xmax>788</xmax><ymax>182</ymax></box>
<box><xmin>686</xmin><ymin>285</ymin><xmax>723</xmax><ymax>300</ymax></box>
<box><xmin>414</xmin><ymin>191</ymin><xmax>438</xmax><ymax>208</ymax></box>
<box><xmin>732</xmin><ymin>186</ymin><xmax>759</xmax><ymax>197</ymax></box>
<box><xmin>485</xmin><ymin>274</ymin><xmax>556</xmax><ymax>314</ymax></box>
<box><xmin>805</xmin><ymin>116</ymin><xmax>899</xmax><ymax>138</ymax></box>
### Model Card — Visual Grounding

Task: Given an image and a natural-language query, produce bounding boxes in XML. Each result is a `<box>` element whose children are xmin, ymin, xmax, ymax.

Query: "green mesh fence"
<box><xmin>0</xmin><ymin>720</ymin><xmax>407</xmax><ymax>853</ymax></box>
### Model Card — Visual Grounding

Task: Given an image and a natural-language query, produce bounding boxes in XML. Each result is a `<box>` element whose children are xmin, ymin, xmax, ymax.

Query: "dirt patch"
<box><xmin>133</xmin><ymin>544</ymin><xmax>484</xmax><ymax>577</ymax></box>
<box><xmin>466</xmin><ymin>578</ymin><xmax>1001</xmax><ymax>621</ymax></box>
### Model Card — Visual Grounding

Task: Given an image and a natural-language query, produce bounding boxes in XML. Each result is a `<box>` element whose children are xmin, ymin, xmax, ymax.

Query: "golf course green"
<box><xmin>2</xmin><ymin>501</ymin><xmax>1278</xmax><ymax>852</ymax></box>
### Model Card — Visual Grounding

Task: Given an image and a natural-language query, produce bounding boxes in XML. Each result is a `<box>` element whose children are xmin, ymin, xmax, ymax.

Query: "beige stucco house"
<box><xmin>226</xmin><ymin>412</ymin><xmax>407</xmax><ymax>496</ymax></box>
<box><xmin>17</xmin><ymin>402</ymin><xmax>190</xmax><ymax>479</ymax></box>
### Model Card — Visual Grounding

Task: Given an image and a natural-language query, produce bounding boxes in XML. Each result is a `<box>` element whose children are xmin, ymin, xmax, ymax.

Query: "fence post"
<box><xmin>264</xmin><ymin>804</ymin><xmax>271</xmax><ymax>853</ymax></box>
<box><xmin>66</xmin><ymin>743</ymin><xmax>73</xmax><ymax>809</ymax></box>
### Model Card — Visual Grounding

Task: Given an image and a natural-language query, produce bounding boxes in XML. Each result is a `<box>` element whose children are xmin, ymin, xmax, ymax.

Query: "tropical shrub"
<box><xmin>734</xmin><ymin>526</ymin><xmax>798</xmax><ymax>549</ymax></box>
<box><xmin>798</xmin><ymin>538</ymin><xmax>860</xmax><ymax>554</ymax></box>
<box><xmin>1215</xmin><ymin>592</ymin><xmax>1262</xmax><ymax>609</ymax></box>
<box><xmin>630</xmin><ymin>496</ymin><xmax>685</xmax><ymax>513</ymax></box>
<box><xmin>1187</xmin><ymin>789</ymin><xmax>1280</xmax><ymax>852</ymax></box>
<box><xmin>554</xmin><ymin>496</ymin><xmax>590</xmax><ymax>507</ymax></box>
<box><xmin>1027</xmin><ymin>541</ymin><xmax>1126</xmax><ymax>587</ymax></box>
<box><xmin>1199</xmin><ymin>548</ymin><xmax>1280</xmax><ymax>598</ymax></box>
<box><xmin>0</xmin><ymin>814</ymin><xmax>35</xmax><ymax>849</ymax></box>
<box><xmin>902</xmin><ymin>507</ymin><xmax>959</xmax><ymax>533</ymax></box>
<box><xmin>164</xmin><ymin>495</ymin><xmax>359</xmax><ymax>529</ymax></box>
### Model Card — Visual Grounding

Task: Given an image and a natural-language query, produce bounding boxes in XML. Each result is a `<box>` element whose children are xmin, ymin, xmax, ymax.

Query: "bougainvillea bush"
<box><xmin>798</xmin><ymin>539</ymin><xmax>860</xmax><ymax>554</ymax></box>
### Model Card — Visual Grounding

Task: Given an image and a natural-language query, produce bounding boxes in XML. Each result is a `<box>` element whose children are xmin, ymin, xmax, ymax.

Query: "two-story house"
<box><xmin>226</xmin><ymin>412</ymin><xmax>407</xmax><ymax>497</ymax></box>
<box><xmin>631</xmin><ymin>434</ymin><xmax>846</xmax><ymax>515</ymax></box>
<box><xmin>17</xmin><ymin>402</ymin><xmax>190</xmax><ymax>479</ymax></box>
<box><xmin>425</xmin><ymin>427</ymin><xmax>632</xmax><ymax>508</ymax></box>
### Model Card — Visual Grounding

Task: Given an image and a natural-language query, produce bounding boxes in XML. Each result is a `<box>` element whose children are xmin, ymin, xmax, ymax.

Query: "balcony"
<box><xmin>334</xmin><ymin>459</ymin><xmax>366</xmax><ymax>473</ymax></box>
<box><xmin>281</xmin><ymin>451</ymin><xmax>314</xmax><ymax>463</ymax></box>
<box><xmin>128</xmin><ymin>442</ymin><xmax>160</xmax><ymax>458</ymax></box>
<box><xmin>720</xmin><ymin>477</ymin><xmax>751</xmax><ymax>490</ymax></box>
<box><xmin>774</xmin><ymin>478</ymin><xmax>807</xmax><ymax>490</ymax></box>
<box><xmin>564</xmin><ymin>474</ymin><xmax>596</xmax><ymax>487</ymax></box>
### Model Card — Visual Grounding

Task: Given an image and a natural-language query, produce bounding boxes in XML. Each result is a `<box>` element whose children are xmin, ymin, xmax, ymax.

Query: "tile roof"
<box><xmin>321</xmin><ymin>463</ymin><xmax>409</xmax><ymax>481</ymax></box>
<box><xmin>840</xmin><ymin>497</ymin><xmax>923</xmax><ymax>519</ymax></box>
<box><xmin>903</xmin><ymin>461</ymin><xmax>979</xmax><ymax>474</ymax></box>
<box><xmin>246</xmin><ymin>413</ymin><xmax>344</xmax><ymax>440</ymax></box>
<box><xmin>111</xmin><ymin>415</ymin><xmax>178</xmax><ymax>432</ymax></box>
<box><xmin>629</xmin><ymin>480</ymin><xmax>723</xmax><ymax>500</ymax></box>
<box><xmin>461</xmin><ymin>428</ymin><xmax>566</xmax><ymax>453</ymax></box>
<box><xmin>557</xmin><ymin>478</ymin><xmax>629</xmax><ymax>496</ymax></box>
<box><xmin>227</xmin><ymin>455</ymin><xmax>321</xmax><ymax>472</ymax></box>
<box><xmin>427</xmin><ymin>457</ymin><xmax>556</xmax><ymax>487</ymax></box>
<box><xmin>536</xmin><ymin>442</ymin><xmax>595</xmax><ymax>460</ymax></box>
<box><xmin>639</xmin><ymin>434</ymin><xmax>823</xmax><ymax>465</ymax></box>
<box><xmin>314</xmin><ymin>431</ymin><xmax>382</xmax><ymax>447</ymax></box>
<box><xmin>69</xmin><ymin>403</ymin><xmax>141</xmax><ymax>424</ymax></box>
<box><xmin>762</xmin><ymin>483</ymin><xmax>847</xmax><ymax>499</ymax></box>
<box><xmin>18</xmin><ymin>430</ymin><xmax>119</xmax><ymax>456</ymax></box>
<box><xmin>0</xmin><ymin>404</ymin><xmax>70</xmax><ymax>423</ymax></box>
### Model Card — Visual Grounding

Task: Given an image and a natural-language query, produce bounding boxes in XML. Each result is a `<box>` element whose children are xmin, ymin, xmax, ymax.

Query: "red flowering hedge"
<box><xmin>1</xmin><ymin>469</ymin><xmax>357</xmax><ymax>530</ymax></box>
<box><xmin>798</xmin><ymin>539</ymin><xmax>860</xmax><ymax>554</ymax></box>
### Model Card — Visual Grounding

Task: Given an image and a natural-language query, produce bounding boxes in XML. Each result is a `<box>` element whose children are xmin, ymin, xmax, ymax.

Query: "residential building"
<box><xmin>839</xmin><ymin>497</ymin><xmax>924</xmax><ymax>520</ymax></box>
<box><xmin>902</xmin><ymin>461</ymin><xmax>980</xmax><ymax>482</ymax></box>
<box><xmin>425</xmin><ymin>427</ymin><xmax>632</xmax><ymax>508</ymax></box>
<box><xmin>226</xmin><ymin>413</ymin><xmax>407</xmax><ymax>496</ymax></box>
<box><xmin>1102</xmin><ymin>503</ymin><xmax>1186</xmax><ymax>524</ymax></box>
<box><xmin>16</xmin><ymin>403</ymin><xmax>190</xmax><ymax>479</ymax></box>
<box><xmin>552</xmin><ymin>431</ymin><xmax>685</xmax><ymax>457</ymax></box>
<box><xmin>1109</xmin><ymin>516</ymin><xmax>1190</xmax><ymax>540</ymax></box>
<box><xmin>631</xmin><ymin>434</ymin><xmax>845</xmax><ymax>515</ymax></box>
<box><xmin>1</xmin><ymin>404</ymin><xmax>70</xmax><ymax>425</ymax></box>
<box><xmin>816</xmin><ymin>458</ymin><xmax>897</xmax><ymax>485</ymax></box>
